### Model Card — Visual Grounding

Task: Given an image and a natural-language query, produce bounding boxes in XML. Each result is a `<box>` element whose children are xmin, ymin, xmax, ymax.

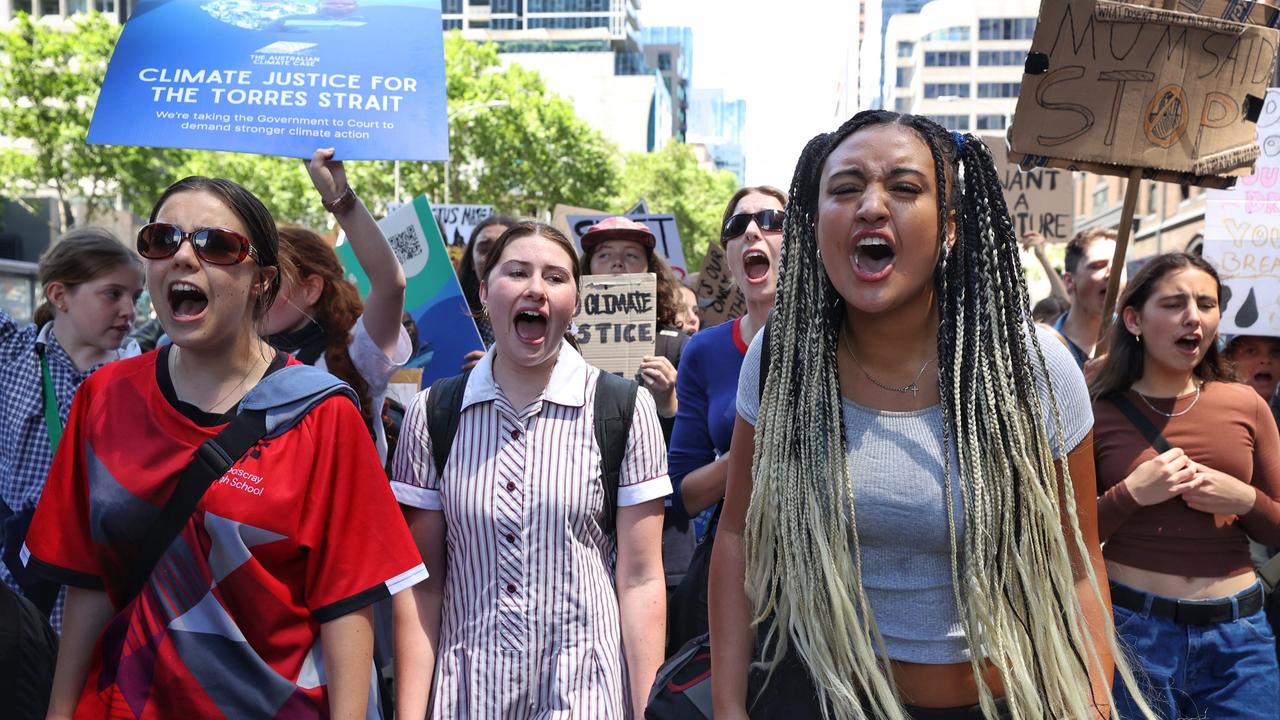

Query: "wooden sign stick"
<box><xmin>1098</xmin><ymin>166</ymin><xmax>1143</xmax><ymax>343</ymax></box>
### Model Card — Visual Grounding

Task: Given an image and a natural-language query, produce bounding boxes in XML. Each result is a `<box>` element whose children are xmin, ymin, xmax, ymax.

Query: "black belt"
<box><xmin>1110</xmin><ymin>582</ymin><xmax>1265</xmax><ymax>626</ymax></box>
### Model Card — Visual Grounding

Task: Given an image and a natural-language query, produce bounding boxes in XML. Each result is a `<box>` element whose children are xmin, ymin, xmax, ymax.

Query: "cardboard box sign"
<box><xmin>1009</xmin><ymin>0</ymin><xmax>1280</xmax><ymax>187</ymax></box>
<box><xmin>982</xmin><ymin>135</ymin><xmax>1076</xmax><ymax>242</ymax></box>
<box><xmin>572</xmin><ymin>273</ymin><xmax>658</xmax><ymax>377</ymax></box>
<box><xmin>1204</xmin><ymin>86</ymin><xmax>1280</xmax><ymax>336</ymax></box>
<box><xmin>695</xmin><ymin>240</ymin><xmax>747</xmax><ymax>327</ymax></box>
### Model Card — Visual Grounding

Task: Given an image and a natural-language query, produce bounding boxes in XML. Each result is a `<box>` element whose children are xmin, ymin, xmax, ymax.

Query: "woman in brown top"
<box><xmin>1091</xmin><ymin>252</ymin><xmax>1280</xmax><ymax>719</ymax></box>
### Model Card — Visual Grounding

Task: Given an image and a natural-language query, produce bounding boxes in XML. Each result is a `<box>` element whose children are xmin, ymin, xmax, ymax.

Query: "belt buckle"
<box><xmin>1173</xmin><ymin>598</ymin><xmax>1232</xmax><ymax>625</ymax></box>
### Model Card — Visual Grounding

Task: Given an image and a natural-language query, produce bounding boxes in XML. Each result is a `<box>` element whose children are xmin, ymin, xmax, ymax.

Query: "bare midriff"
<box><xmin>1106</xmin><ymin>560</ymin><xmax>1258</xmax><ymax>600</ymax></box>
<box><xmin>891</xmin><ymin>658</ymin><xmax>1005</xmax><ymax>708</ymax></box>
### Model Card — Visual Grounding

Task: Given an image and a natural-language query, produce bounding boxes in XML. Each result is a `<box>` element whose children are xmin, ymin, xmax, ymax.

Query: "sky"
<box><xmin>638</xmin><ymin>0</ymin><xmax>858</xmax><ymax>189</ymax></box>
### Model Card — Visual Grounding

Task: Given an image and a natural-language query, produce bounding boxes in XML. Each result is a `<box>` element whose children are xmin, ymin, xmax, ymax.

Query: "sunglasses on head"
<box><xmin>137</xmin><ymin>223</ymin><xmax>260</xmax><ymax>266</ymax></box>
<box><xmin>721</xmin><ymin>209</ymin><xmax>785</xmax><ymax>243</ymax></box>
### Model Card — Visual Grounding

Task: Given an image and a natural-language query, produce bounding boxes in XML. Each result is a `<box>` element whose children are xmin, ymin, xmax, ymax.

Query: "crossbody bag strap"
<box><xmin>1108</xmin><ymin>394</ymin><xmax>1173</xmax><ymax>454</ymax></box>
<box><xmin>122</xmin><ymin>408</ymin><xmax>269</xmax><ymax>604</ymax></box>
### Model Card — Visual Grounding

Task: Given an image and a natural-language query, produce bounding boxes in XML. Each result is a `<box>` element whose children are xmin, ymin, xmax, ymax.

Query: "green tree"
<box><xmin>612</xmin><ymin>142</ymin><xmax>739</xmax><ymax>270</ymax></box>
<box><xmin>0</xmin><ymin>23</ymin><xmax>619</xmax><ymax>228</ymax></box>
<box><xmin>345</xmin><ymin>33</ymin><xmax>621</xmax><ymax>218</ymax></box>
<box><xmin>0</xmin><ymin>12</ymin><xmax>184</xmax><ymax>227</ymax></box>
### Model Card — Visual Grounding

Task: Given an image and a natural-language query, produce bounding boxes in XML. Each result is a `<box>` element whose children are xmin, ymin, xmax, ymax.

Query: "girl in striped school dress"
<box><xmin>391</xmin><ymin>221</ymin><xmax>670</xmax><ymax>719</ymax></box>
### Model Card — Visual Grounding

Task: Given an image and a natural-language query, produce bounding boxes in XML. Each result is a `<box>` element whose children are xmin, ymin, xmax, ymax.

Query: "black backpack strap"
<box><xmin>1108</xmin><ymin>395</ymin><xmax>1173</xmax><ymax>454</ymax></box>
<box><xmin>595</xmin><ymin>371</ymin><xmax>639</xmax><ymax>536</ymax></box>
<box><xmin>123</xmin><ymin>407</ymin><xmax>269</xmax><ymax>604</ymax></box>
<box><xmin>423</xmin><ymin>370</ymin><xmax>472</xmax><ymax>479</ymax></box>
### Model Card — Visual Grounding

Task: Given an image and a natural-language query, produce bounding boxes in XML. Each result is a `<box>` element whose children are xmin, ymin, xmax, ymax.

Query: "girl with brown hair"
<box><xmin>1090</xmin><ymin>252</ymin><xmax>1280</xmax><ymax>719</ymax></box>
<box><xmin>263</xmin><ymin>148</ymin><xmax>411</xmax><ymax>463</ymax></box>
<box><xmin>392</xmin><ymin>221</ymin><xmax>669</xmax><ymax>718</ymax></box>
<box><xmin>0</xmin><ymin>228</ymin><xmax>143</xmax><ymax>634</ymax></box>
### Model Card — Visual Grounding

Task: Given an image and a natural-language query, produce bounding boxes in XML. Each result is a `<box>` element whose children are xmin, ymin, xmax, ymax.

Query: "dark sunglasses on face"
<box><xmin>721</xmin><ymin>209</ymin><xmax>785</xmax><ymax>243</ymax></box>
<box><xmin>137</xmin><ymin>223</ymin><xmax>260</xmax><ymax>266</ymax></box>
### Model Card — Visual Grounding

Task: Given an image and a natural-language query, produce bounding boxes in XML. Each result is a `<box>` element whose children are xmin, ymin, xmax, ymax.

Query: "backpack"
<box><xmin>422</xmin><ymin>368</ymin><xmax>639</xmax><ymax>535</ymax></box>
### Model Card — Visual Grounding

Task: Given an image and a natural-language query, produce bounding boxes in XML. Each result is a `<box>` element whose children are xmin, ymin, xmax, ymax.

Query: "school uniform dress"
<box><xmin>0</xmin><ymin>309</ymin><xmax>135</xmax><ymax>631</ymax></box>
<box><xmin>391</xmin><ymin>342</ymin><xmax>672</xmax><ymax>719</ymax></box>
<box><xmin>23</xmin><ymin>347</ymin><xmax>428</xmax><ymax>719</ymax></box>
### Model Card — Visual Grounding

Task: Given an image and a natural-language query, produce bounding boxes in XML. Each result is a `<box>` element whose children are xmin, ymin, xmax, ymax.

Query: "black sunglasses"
<box><xmin>137</xmin><ymin>223</ymin><xmax>260</xmax><ymax>266</ymax></box>
<box><xmin>721</xmin><ymin>209</ymin><xmax>785</xmax><ymax>242</ymax></box>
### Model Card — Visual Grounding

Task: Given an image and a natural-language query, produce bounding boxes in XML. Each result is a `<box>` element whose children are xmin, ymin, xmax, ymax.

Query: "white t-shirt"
<box><xmin>317</xmin><ymin>315</ymin><xmax>412</xmax><ymax>464</ymax></box>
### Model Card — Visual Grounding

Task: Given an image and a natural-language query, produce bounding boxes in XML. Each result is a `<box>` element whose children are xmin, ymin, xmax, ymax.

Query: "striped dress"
<box><xmin>391</xmin><ymin>343</ymin><xmax>671</xmax><ymax>719</ymax></box>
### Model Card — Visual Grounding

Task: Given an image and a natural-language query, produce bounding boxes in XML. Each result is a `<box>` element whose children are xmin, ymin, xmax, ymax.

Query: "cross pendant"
<box><xmin>906</xmin><ymin>384</ymin><xmax>918</xmax><ymax>398</ymax></box>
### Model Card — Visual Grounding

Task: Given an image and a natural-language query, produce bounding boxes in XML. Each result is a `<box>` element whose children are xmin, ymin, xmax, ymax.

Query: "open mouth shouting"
<box><xmin>742</xmin><ymin>248</ymin><xmax>772</xmax><ymax>284</ymax></box>
<box><xmin>1173</xmin><ymin>332</ymin><xmax>1202</xmax><ymax>356</ymax></box>
<box><xmin>168</xmin><ymin>281</ymin><xmax>209</xmax><ymax>322</ymax></box>
<box><xmin>1253</xmin><ymin>370</ymin><xmax>1275</xmax><ymax>387</ymax></box>
<box><xmin>514</xmin><ymin>307</ymin><xmax>549</xmax><ymax>346</ymax></box>
<box><xmin>852</xmin><ymin>230</ymin><xmax>896</xmax><ymax>282</ymax></box>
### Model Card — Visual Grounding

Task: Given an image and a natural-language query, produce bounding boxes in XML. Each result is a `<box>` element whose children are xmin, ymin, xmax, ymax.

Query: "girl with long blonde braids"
<box><xmin>708</xmin><ymin>110</ymin><xmax>1154</xmax><ymax>719</ymax></box>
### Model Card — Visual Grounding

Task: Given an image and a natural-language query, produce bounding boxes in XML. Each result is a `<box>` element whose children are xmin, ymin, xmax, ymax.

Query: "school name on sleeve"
<box><xmin>137</xmin><ymin>68</ymin><xmax>418</xmax><ymax>111</ymax></box>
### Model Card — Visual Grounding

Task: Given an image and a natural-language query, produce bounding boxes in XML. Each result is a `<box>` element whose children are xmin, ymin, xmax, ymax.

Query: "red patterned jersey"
<box><xmin>25</xmin><ymin>349</ymin><xmax>426</xmax><ymax>719</ymax></box>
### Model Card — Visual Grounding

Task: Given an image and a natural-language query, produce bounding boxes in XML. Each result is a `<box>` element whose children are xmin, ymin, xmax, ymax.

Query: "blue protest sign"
<box><xmin>88</xmin><ymin>0</ymin><xmax>447</xmax><ymax>161</ymax></box>
<box><xmin>336</xmin><ymin>195</ymin><xmax>483</xmax><ymax>387</ymax></box>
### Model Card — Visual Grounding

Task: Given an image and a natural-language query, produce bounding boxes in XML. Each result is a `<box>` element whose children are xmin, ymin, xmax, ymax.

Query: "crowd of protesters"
<box><xmin>2</xmin><ymin>111</ymin><xmax>1280</xmax><ymax>720</ymax></box>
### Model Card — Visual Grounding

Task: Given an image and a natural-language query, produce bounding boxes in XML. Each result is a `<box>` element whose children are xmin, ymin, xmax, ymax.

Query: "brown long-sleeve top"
<box><xmin>1094</xmin><ymin>381</ymin><xmax>1280</xmax><ymax>577</ymax></box>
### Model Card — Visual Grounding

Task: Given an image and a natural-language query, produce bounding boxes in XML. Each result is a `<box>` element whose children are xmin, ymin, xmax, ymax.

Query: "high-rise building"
<box><xmin>859</xmin><ymin>0</ymin><xmax>931</xmax><ymax>110</ymax></box>
<box><xmin>445</xmin><ymin>0</ymin><xmax>676</xmax><ymax>153</ymax></box>
<box><xmin>640</xmin><ymin>26</ymin><xmax>692</xmax><ymax>142</ymax></box>
<box><xmin>1</xmin><ymin>0</ymin><xmax>133</xmax><ymax>22</ymax></box>
<box><xmin>687</xmin><ymin>88</ymin><xmax>746</xmax><ymax>184</ymax></box>
<box><xmin>882</xmin><ymin>0</ymin><xmax>1037</xmax><ymax>133</ymax></box>
<box><xmin>442</xmin><ymin>0</ymin><xmax>638</xmax><ymax>37</ymax></box>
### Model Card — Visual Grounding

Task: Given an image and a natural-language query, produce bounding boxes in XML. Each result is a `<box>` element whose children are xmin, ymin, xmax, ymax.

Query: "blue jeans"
<box><xmin>1112</xmin><ymin>581</ymin><xmax>1280</xmax><ymax>720</ymax></box>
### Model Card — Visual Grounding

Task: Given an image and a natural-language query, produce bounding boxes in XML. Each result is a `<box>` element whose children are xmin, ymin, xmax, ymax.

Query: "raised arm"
<box><xmin>1023</xmin><ymin>231</ymin><xmax>1070</xmax><ymax>303</ymax></box>
<box><xmin>709</xmin><ymin>416</ymin><xmax>757</xmax><ymax>720</ymax></box>
<box><xmin>307</xmin><ymin>148</ymin><xmax>406</xmax><ymax>357</ymax></box>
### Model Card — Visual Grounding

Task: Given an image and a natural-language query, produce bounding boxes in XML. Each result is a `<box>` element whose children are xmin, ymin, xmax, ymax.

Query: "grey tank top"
<box><xmin>735</xmin><ymin>325</ymin><xmax>1091</xmax><ymax>663</ymax></box>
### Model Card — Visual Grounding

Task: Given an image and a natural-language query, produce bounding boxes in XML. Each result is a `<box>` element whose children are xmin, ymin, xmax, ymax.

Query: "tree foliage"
<box><xmin>0</xmin><ymin>12</ymin><xmax>182</xmax><ymax>227</ymax></box>
<box><xmin>0</xmin><ymin>19</ymin><xmax>731</xmax><ymax>251</ymax></box>
<box><xmin>345</xmin><ymin>33</ymin><xmax>622</xmax><ymax>217</ymax></box>
<box><xmin>612</xmin><ymin>142</ymin><xmax>740</xmax><ymax>271</ymax></box>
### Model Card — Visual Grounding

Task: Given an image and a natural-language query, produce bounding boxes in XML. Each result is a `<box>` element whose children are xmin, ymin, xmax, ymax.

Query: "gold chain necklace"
<box><xmin>1135</xmin><ymin>384</ymin><xmax>1201</xmax><ymax>418</ymax></box>
<box><xmin>841</xmin><ymin>331</ymin><xmax>934</xmax><ymax>399</ymax></box>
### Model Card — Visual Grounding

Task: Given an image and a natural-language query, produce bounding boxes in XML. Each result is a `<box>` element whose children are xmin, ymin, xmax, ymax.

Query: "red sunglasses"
<box><xmin>137</xmin><ymin>223</ymin><xmax>260</xmax><ymax>266</ymax></box>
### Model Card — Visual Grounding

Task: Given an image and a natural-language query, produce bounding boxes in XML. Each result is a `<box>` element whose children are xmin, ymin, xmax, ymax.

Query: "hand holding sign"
<box><xmin>306</xmin><ymin>147</ymin><xmax>350</xmax><ymax>207</ymax></box>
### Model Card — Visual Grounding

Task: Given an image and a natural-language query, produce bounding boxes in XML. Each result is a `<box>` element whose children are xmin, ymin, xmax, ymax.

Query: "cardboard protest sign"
<box><xmin>432</xmin><ymin>204</ymin><xmax>493</xmax><ymax>249</ymax></box>
<box><xmin>568</xmin><ymin>213</ymin><xmax>689</xmax><ymax>280</ymax></box>
<box><xmin>336</xmin><ymin>195</ymin><xmax>482</xmax><ymax>388</ymax></box>
<box><xmin>1204</xmin><ymin>88</ymin><xmax>1280</xmax><ymax>336</ymax></box>
<box><xmin>88</xmin><ymin>0</ymin><xmax>448</xmax><ymax>161</ymax></box>
<box><xmin>572</xmin><ymin>273</ymin><xmax>657</xmax><ymax>377</ymax></box>
<box><xmin>1009</xmin><ymin>0</ymin><xmax>1280</xmax><ymax>187</ymax></box>
<box><xmin>431</xmin><ymin>203</ymin><xmax>492</xmax><ymax>265</ymax></box>
<box><xmin>551</xmin><ymin>204</ymin><xmax>608</xmax><ymax>236</ymax></box>
<box><xmin>982</xmin><ymin>135</ymin><xmax>1075</xmax><ymax>241</ymax></box>
<box><xmin>694</xmin><ymin>240</ymin><xmax>746</xmax><ymax>327</ymax></box>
